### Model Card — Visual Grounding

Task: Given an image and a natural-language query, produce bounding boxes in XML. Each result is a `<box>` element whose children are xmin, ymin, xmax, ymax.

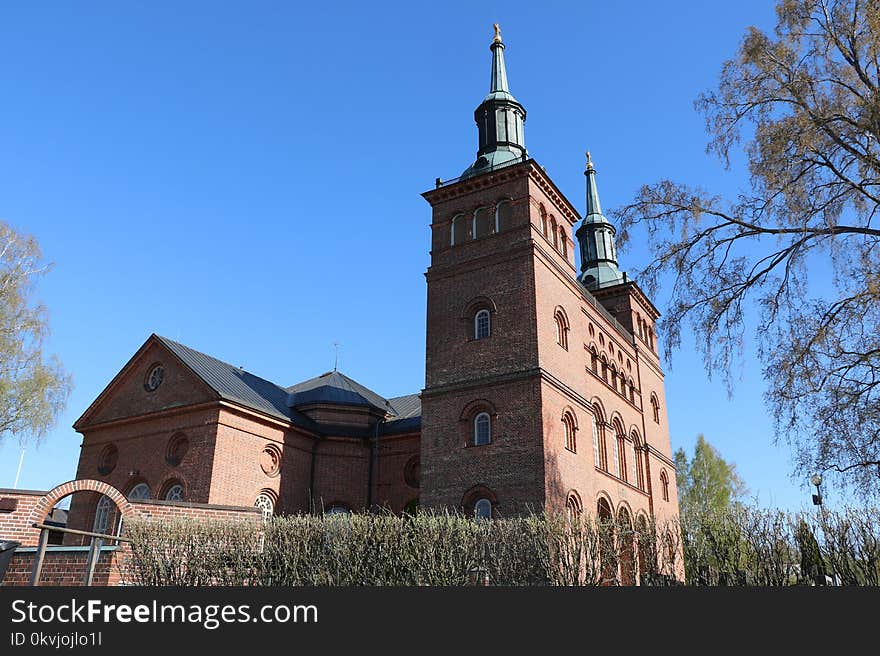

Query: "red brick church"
<box><xmin>66</xmin><ymin>27</ymin><xmax>680</xmax><ymax>548</ymax></box>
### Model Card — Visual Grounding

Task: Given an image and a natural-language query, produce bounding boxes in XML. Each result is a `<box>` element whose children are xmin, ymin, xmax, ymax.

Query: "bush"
<box><xmin>121</xmin><ymin>505</ymin><xmax>880</xmax><ymax>586</ymax></box>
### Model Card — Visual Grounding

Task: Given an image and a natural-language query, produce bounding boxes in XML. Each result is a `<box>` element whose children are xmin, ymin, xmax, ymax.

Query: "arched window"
<box><xmin>494</xmin><ymin>200</ymin><xmax>511</xmax><ymax>234</ymax></box>
<box><xmin>475</xmin><ymin>309</ymin><xmax>491</xmax><ymax>339</ymax></box>
<box><xmin>592</xmin><ymin>410</ymin><xmax>607</xmax><ymax>471</ymax></box>
<box><xmin>555</xmin><ymin>310</ymin><xmax>569</xmax><ymax>350</ymax></box>
<box><xmin>597</xmin><ymin>497</ymin><xmax>615</xmax><ymax>584</ymax></box>
<box><xmin>473</xmin><ymin>206</ymin><xmax>492</xmax><ymax>239</ymax></box>
<box><xmin>93</xmin><ymin>496</ymin><xmax>112</xmax><ymax>534</ymax></box>
<box><xmin>450</xmin><ymin>213</ymin><xmax>463</xmax><ymax>246</ymax></box>
<box><xmin>474</xmin><ymin>412</ymin><xmax>491</xmax><ymax>445</ymax></box>
<box><xmin>550</xmin><ymin>217</ymin><xmax>558</xmax><ymax>248</ymax></box>
<box><xmin>474</xmin><ymin>498</ymin><xmax>492</xmax><ymax>520</ymax></box>
<box><xmin>601</xmin><ymin>357</ymin><xmax>609</xmax><ymax>383</ymax></box>
<box><xmin>590</xmin><ymin>347</ymin><xmax>599</xmax><ymax>374</ymax></box>
<box><xmin>629</xmin><ymin>383</ymin><xmax>635</xmax><ymax>404</ymax></box>
<box><xmin>611</xmin><ymin>423</ymin><xmax>622</xmax><ymax>478</ymax></box>
<box><xmin>616</xmin><ymin>432</ymin><xmax>627</xmax><ymax>481</ymax></box>
<box><xmin>565</xmin><ymin>492</ymin><xmax>582</xmax><ymax>525</ymax></box>
<box><xmin>651</xmin><ymin>395</ymin><xmax>660</xmax><ymax>424</ymax></box>
<box><xmin>254</xmin><ymin>492</ymin><xmax>275</xmax><ymax>520</ymax></box>
<box><xmin>660</xmin><ymin>470</ymin><xmax>670</xmax><ymax>502</ymax></box>
<box><xmin>560</xmin><ymin>227</ymin><xmax>568</xmax><ymax>257</ymax></box>
<box><xmin>631</xmin><ymin>432</ymin><xmax>644</xmax><ymax>490</ymax></box>
<box><xmin>618</xmin><ymin>507</ymin><xmax>636</xmax><ymax>585</ymax></box>
<box><xmin>164</xmin><ymin>484</ymin><xmax>184</xmax><ymax>502</ymax></box>
<box><xmin>128</xmin><ymin>483</ymin><xmax>151</xmax><ymax>501</ymax></box>
<box><xmin>563</xmin><ymin>412</ymin><xmax>577</xmax><ymax>452</ymax></box>
<box><xmin>540</xmin><ymin>204</ymin><xmax>548</xmax><ymax>237</ymax></box>
<box><xmin>636</xmin><ymin>514</ymin><xmax>651</xmax><ymax>583</ymax></box>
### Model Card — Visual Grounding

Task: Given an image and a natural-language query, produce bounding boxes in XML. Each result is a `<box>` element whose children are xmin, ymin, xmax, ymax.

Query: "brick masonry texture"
<box><xmin>1</xmin><ymin>152</ymin><xmax>682</xmax><ymax>585</ymax></box>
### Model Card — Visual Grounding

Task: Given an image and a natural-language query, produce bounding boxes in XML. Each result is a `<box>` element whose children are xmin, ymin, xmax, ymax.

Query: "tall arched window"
<box><xmin>601</xmin><ymin>357</ymin><xmax>609</xmax><ymax>383</ymax></box>
<box><xmin>563</xmin><ymin>412</ymin><xmax>576</xmax><ymax>452</ymax></box>
<box><xmin>591</xmin><ymin>409</ymin><xmax>607</xmax><ymax>471</ymax></box>
<box><xmin>540</xmin><ymin>204</ymin><xmax>548</xmax><ymax>237</ymax></box>
<box><xmin>611</xmin><ymin>424</ymin><xmax>622</xmax><ymax>478</ymax></box>
<box><xmin>93</xmin><ymin>496</ymin><xmax>112</xmax><ymax>534</ymax></box>
<box><xmin>555</xmin><ymin>310</ymin><xmax>569</xmax><ymax>350</ymax></box>
<box><xmin>631</xmin><ymin>432</ymin><xmax>644</xmax><ymax>490</ymax></box>
<box><xmin>660</xmin><ymin>470</ymin><xmax>670</xmax><ymax>502</ymax></box>
<box><xmin>618</xmin><ymin>507</ymin><xmax>636</xmax><ymax>585</ymax></box>
<box><xmin>651</xmin><ymin>395</ymin><xmax>660</xmax><ymax>424</ymax></box>
<box><xmin>597</xmin><ymin>497</ymin><xmax>615</xmax><ymax>584</ymax></box>
<box><xmin>565</xmin><ymin>493</ymin><xmax>582</xmax><ymax>525</ymax></box>
<box><xmin>494</xmin><ymin>200</ymin><xmax>510</xmax><ymax>234</ymax></box>
<box><xmin>450</xmin><ymin>213</ymin><xmax>463</xmax><ymax>246</ymax></box>
<box><xmin>474</xmin><ymin>498</ymin><xmax>492</xmax><ymax>520</ymax></box>
<box><xmin>616</xmin><ymin>432</ymin><xmax>627</xmax><ymax>481</ymax></box>
<box><xmin>590</xmin><ymin>347</ymin><xmax>599</xmax><ymax>374</ymax></box>
<box><xmin>474</xmin><ymin>412</ymin><xmax>491</xmax><ymax>445</ymax></box>
<box><xmin>474</xmin><ymin>309</ymin><xmax>491</xmax><ymax>339</ymax></box>
<box><xmin>550</xmin><ymin>217</ymin><xmax>558</xmax><ymax>248</ymax></box>
<box><xmin>560</xmin><ymin>227</ymin><xmax>568</xmax><ymax>257</ymax></box>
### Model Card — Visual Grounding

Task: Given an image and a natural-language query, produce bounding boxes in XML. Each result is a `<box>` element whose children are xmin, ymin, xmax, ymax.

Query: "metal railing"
<box><xmin>28</xmin><ymin>523</ymin><xmax>130</xmax><ymax>587</ymax></box>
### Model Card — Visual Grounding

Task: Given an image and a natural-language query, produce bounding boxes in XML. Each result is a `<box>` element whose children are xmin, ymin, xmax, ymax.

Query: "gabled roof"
<box><xmin>153</xmin><ymin>335</ymin><xmax>420</xmax><ymax>437</ymax></box>
<box><xmin>286</xmin><ymin>370</ymin><xmax>393</xmax><ymax>414</ymax></box>
<box><xmin>155</xmin><ymin>335</ymin><xmax>322</xmax><ymax>432</ymax></box>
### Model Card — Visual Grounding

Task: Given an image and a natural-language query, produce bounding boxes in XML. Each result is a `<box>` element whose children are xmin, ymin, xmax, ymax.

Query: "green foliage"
<box><xmin>0</xmin><ymin>222</ymin><xmax>72</xmax><ymax>444</ymax></box>
<box><xmin>674</xmin><ymin>434</ymin><xmax>746</xmax><ymax>516</ymax></box>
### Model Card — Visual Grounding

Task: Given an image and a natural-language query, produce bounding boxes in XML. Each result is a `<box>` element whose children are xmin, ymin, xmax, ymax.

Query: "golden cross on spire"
<box><xmin>493</xmin><ymin>23</ymin><xmax>502</xmax><ymax>43</ymax></box>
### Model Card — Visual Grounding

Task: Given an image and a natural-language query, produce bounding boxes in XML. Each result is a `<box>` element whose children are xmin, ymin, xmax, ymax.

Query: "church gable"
<box><xmin>74</xmin><ymin>335</ymin><xmax>218</xmax><ymax>429</ymax></box>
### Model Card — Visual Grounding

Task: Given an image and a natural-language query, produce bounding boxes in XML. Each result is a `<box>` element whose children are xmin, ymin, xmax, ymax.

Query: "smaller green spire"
<box><xmin>576</xmin><ymin>151</ymin><xmax>626</xmax><ymax>290</ymax></box>
<box><xmin>584</xmin><ymin>151</ymin><xmax>604</xmax><ymax>221</ymax></box>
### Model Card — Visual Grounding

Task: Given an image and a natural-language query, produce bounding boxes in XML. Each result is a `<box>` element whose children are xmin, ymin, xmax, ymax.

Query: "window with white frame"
<box><xmin>474</xmin><ymin>309</ymin><xmax>491</xmax><ymax>340</ymax></box>
<box><xmin>474</xmin><ymin>498</ymin><xmax>492</xmax><ymax>520</ymax></box>
<box><xmin>474</xmin><ymin>412</ymin><xmax>491</xmax><ymax>445</ymax></box>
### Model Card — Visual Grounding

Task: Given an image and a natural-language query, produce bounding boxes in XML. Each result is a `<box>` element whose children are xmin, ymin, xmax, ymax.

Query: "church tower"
<box><xmin>421</xmin><ymin>27</ymin><xmax>679</xmax><ymax>535</ymax></box>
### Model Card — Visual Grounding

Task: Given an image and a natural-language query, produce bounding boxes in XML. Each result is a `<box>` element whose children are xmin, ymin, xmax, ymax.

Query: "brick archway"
<box><xmin>27</xmin><ymin>479</ymin><xmax>135</xmax><ymax>528</ymax></box>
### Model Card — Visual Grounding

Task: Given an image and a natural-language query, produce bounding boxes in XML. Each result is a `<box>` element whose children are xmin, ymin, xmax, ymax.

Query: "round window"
<box><xmin>98</xmin><ymin>444</ymin><xmax>118</xmax><ymax>475</ymax></box>
<box><xmin>144</xmin><ymin>364</ymin><xmax>165</xmax><ymax>392</ymax></box>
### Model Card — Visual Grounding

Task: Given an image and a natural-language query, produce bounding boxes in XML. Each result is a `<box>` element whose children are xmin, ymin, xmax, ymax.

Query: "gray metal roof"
<box><xmin>155</xmin><ymin>335</ymin><xmax>321</xmax><ymax>431</ymax></box>
<box><xmin>286</xmin><ymin>371</ymin><xmax>393</xmax><ymax>413</ymax></box>
<box><xmin>154</xmin><ymin>335</ymin><xmax>420</xmax><ymax>436</ymax></box>
<box><xmin>387</xmin><ymin>394</ymin><xmax>421</xmax><ymax>419</ymax></box>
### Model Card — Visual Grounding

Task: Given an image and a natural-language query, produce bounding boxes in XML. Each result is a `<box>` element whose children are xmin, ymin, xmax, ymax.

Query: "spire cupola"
<box><xmin>576</xmin><ymin>152</ymin><xmax>626</xmax><ymax>290</ymax></box>
<box><xmin>461</xmin><ymin>24</ymin><xmax>527</xmax><ymax>179</ymax></box>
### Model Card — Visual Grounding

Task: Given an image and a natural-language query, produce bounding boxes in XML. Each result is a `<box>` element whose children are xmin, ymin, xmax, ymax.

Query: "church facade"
<box><xmin>67</xmin><ymin>28</ymin><xmax>679</xmax><ymax>556</ymax></box>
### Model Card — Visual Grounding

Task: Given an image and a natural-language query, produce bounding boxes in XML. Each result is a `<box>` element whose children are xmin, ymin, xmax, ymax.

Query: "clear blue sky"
<box><xmin>0</xmin><ymin>1</ymin><xmax>824</xmax><ymax>509</ymax></box>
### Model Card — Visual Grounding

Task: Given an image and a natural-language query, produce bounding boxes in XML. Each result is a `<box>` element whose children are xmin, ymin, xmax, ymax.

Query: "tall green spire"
<box><xmin>461</xmin><ymin>24</ymin><xmax>527</xmax><ymax>179</ymax></box>
<box><xmin>576</xmin><ymin>152</ymin><xmax>626</xmax><ymax>290</ymax></box>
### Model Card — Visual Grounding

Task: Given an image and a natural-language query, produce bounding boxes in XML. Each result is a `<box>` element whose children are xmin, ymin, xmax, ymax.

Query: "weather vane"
<box><xmin>333</xmin><ymin>341</ymin><xmax>340</xmax><ymax>372</ymax></box>
<box><xmin>585</xmin><ymin>150</ymin><xmax>593</xmax><ymax>170</ymax></box>
<box><xmin>493</xmin><ymin>23</ymin><xmax>502</xmax><ymax>43</ymax></box>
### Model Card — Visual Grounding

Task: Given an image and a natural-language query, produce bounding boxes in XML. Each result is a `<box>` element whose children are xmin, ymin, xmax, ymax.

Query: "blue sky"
<box><xmin>0</xmin><ymin>1</ymin><xmax>826</xmax><ymax>509</ymax></box>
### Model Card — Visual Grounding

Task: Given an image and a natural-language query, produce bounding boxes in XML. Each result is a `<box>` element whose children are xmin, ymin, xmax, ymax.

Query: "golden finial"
<box><xmin>493</xmin><ymin>23</ymin><xmax>502</xmax><ymax>43</ymax></box>
<box><xmin>586</xmin><ymin>150</ymin><xmax>594</xmax><ymax>170</ymax></box>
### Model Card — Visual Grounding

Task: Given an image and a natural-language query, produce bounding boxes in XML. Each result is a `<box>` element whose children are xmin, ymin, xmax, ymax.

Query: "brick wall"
<box><xmin>0</xmin><ymin>489</ymin><xmax>46</xmax><ymax>546</ymax></box>
<box><xmin>1</xmin><ymin>486</ymin><xmax>261</xmax><ymax>587</ymax></box>
<box><xmin>2</xmin><ymin>548</ymin><xmax>122</xmax><ymax>587</ymax></box>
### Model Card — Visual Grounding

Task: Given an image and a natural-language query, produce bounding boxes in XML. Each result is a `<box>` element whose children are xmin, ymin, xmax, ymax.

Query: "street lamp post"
<box><xmin>810</xmin><ymin>474</ymin><xmax>823</xmax><ymax>507</ymax></box>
